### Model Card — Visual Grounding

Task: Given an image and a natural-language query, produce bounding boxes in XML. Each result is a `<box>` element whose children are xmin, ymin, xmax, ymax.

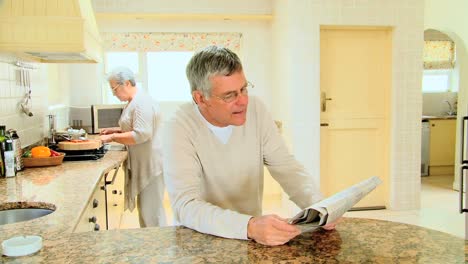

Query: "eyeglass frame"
<box><xmin>209</xmin><ymin>81</ymin><xmax>254</xmax><ymax>103</ymax></box>
<box><xmin>110</xmin><ymin>83</ymin><xmax>122</xmax><ymax>94</ymax></box>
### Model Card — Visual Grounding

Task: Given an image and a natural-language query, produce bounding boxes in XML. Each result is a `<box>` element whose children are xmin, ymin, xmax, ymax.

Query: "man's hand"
<box><xmin>322</xmin><ymin>218</ymin><xmax>340</xmax><ymax>230</ymax></box>
<box><xmin>247</xmin><ymin>215</ymin><xmax>301</xmax><ymax>246</ymax></box>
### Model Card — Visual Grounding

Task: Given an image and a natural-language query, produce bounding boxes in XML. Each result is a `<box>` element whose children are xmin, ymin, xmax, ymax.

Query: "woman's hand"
<box><xmin>100</xmin><ymin>127</ymin><xmax>121</xmax><ymax>135</ymax></box>
<box><xmin>100</xmin><ymin>134</ymin><xmax>114</xmax><ymax>143</ymax></box>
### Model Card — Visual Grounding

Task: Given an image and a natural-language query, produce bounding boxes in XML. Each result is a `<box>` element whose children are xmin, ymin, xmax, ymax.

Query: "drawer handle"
<box><xmin>92</xmin><ymin>199</ymin><xmax>99</xmax><ymax>208</ymax></box>
<box><xmin>89</xmin><ymin>216</ymin><xmax>97</xmax><ymax>223</ymax></box>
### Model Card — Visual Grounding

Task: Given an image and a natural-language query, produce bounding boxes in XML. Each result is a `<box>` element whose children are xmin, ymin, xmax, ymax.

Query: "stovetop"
<box><xmin>50</xmin><ymin>145</ymin><xmax>107</xmax><ymax>161</ymax></box>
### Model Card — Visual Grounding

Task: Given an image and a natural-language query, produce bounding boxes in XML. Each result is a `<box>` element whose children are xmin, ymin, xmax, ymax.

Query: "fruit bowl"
<box><xmin>23</xmin><ymin>153</ymin><xmax>65</xmax><ymax>168</ymax></box>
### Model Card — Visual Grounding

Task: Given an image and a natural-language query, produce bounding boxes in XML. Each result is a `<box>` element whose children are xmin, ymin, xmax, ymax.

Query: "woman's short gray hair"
<box><xmin>186</xmin><ymin>46</ymin><xmax>243</xmax><ymax>97</ymax></box>
<box><xmin>107</xmin><ymin>66</ymin><xmax>136</xmax><ymax>86</ymax></box>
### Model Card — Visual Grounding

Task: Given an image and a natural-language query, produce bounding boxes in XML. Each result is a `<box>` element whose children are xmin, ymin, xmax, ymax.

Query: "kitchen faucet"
<box><xmin>444</xmin><ymin>100</ymin><xmax>456</xmax><ymax>116</ymax></box>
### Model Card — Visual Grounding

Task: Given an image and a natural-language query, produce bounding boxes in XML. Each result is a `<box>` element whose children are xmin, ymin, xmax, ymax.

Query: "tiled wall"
<box><xmin>0</xmin><ymin>54</ymin><xmax>48</xmax><ymax>147</ymax></box>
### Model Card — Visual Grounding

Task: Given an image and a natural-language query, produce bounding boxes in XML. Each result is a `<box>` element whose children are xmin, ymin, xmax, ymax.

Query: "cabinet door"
<box><xmin>106</xmin><ymin>166</ymin><xmax>125</xmax><ymax>230</ymax></box>
<box><xmin>74</xmin><ymin>177</ymin><xmax>107</xmax><ymax>233</ymax></box>
<box><xmin>429</xmin><ymin>119</ymin><xmax>456</xmax><ymax>166</ymax></box>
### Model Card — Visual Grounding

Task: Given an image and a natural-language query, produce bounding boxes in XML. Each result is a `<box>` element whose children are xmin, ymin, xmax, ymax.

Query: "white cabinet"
<box><xmin>106</xmin><ymin>166</ymin><xmax>125</xmax><ymax>230</ymax></box>
<box><xmin>74</xmin><ymin>176</ymin><xmax>107</xmax><ymax>233</ymax></box>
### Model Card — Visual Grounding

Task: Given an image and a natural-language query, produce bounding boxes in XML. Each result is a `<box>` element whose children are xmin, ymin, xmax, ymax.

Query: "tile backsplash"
<box><xmin>0</xmin><ymin>54</ymin><xmax>47</xmax><ymax>147</ymax></box>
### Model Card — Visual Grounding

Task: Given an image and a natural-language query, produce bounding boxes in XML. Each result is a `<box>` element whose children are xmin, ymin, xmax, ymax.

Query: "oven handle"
<box><xmin>105</xmin><ymin>164</ymin><xmax>121</xmax><ymax>185</ymax></box>
<box><xmin>460</xmin><ymin>165</ymin><xmax>468</xmax><ymax>213</ymax></box>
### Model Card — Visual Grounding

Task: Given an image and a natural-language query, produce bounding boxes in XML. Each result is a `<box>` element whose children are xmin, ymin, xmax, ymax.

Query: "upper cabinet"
<box><xmin>0</xmin><ymin>0</ymin><xmax>102</xmax><ymax>63</ymax></box>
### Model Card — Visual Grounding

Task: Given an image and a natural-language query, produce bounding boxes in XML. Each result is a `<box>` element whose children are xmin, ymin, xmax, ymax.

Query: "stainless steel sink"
<box><xmin>0</xmin><ymin>208</ymin><xmax>54</xmax><ymax>226</ymax></box>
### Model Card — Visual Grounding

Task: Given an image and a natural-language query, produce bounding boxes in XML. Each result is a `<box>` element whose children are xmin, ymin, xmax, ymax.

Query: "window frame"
<box><xmin>422</xmin><ymin>69</ymin><xmax>453</xmax><ymax>93</ymax></box>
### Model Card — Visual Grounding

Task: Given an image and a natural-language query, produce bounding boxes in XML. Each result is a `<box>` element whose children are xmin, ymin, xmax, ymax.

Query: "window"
<box><xmin>104</xmin><ymin>51</ymin><xmax>193</xmax><ymax>103</ymax></box>
<box><xmin>422</xmin><ymin>69</ymin><xmax>453</xmax><ymax>93</ymax></box>
<box><xmin>147</xmin><ymin>52</ymin><xmax>193</xmax><ymax>101</ymax></box>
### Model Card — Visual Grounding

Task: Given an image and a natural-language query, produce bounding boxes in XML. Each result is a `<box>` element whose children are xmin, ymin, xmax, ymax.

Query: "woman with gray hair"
<box><xmin>100</xmin><ymin>66</ymin><xmax>166</xmax><ymax>227</ymax></box>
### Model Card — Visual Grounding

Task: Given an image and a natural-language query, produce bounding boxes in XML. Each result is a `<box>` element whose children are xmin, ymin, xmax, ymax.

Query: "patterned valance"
<box><xmin>423</xmin><ymin>40</ymin><xmax>455</xmax><ymax>70</ymax></box>
<box><xmin>101</xmin><ymin>32</ymin><xmax>242</xmax><ymax>52</ymax></box>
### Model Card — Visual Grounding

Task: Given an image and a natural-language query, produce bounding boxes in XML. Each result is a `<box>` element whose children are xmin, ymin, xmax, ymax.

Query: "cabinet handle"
<box><xmin>89</xmin><ymin>216</ymin><xmax>97</xmax><ymax>223</ymax></box>
<box><xmin>92</xmin><ymin>199</ymin><xmax>99</xmax><ymax>208</ymax></box>
<box><xmin>432</xmin><ymin>124</ymin><xmax>435</xmax><ymax>127</ymax></box>
<box><xmin>112</xmin><ymin>190</ymin><xmax>117</xmax><ymax>194</ymax></box>
<box><xmin>94</xmin><ymin>224</ymin><xmax>100</xmax><ymax>231</ymax></box>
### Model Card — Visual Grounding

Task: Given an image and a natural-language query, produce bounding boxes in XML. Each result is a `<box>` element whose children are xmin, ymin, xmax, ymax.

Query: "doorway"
<box><xmin>319</xmin><ymin>26</ymin><xmax>392</xmax><ymax>208</ymax></box>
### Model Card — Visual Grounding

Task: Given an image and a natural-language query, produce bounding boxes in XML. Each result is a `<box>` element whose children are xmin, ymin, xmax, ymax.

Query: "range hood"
<box><xmin>0</xmin><ymin>0</ymin><xmax>102</xmax><ymax>63</ymax></box>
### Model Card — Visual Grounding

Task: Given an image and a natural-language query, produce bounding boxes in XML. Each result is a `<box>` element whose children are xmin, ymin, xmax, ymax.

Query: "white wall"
<box><xmin>425</xmin><ymin>0</ymin><xmax>468</xmax><ymax>190</ymax></box>
<box><xmin>272</xmin><ymin>0</ymin><xmax>425</xmax><ymax>211</ymax></box>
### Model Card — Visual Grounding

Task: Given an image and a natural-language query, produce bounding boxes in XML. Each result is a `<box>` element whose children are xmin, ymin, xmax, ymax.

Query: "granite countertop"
<box><xmin>0</xmin><ymin>149</ymin><xmax>466</xmax><ymax>263</ymax></box>
<box><xmin>0</xmin><ymin>150</ymin><xmax>127</xmax><ymax>254</ymax></box>
<box><xmin>422</xmin><ymin>115</ymin><xmax>457</xmax><ymax>120</ymax></box>
<box><xmin>1</xmin><ymin>217</ymin><xmax>465</xmax><ymax>263</ymax></box>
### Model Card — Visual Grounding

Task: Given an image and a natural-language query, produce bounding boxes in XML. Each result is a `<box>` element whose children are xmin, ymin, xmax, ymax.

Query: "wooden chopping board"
<box><xmin>58</xmin><ymin>139</ymin><xmax>102</xmax><ymax>151</ymax></box>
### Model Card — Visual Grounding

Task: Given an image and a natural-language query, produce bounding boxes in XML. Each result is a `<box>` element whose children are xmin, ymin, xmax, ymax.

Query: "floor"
<box><xmin>120</xmin><ymin>174</ymin><xmax>464</xmax><ymax>239</ymax></box>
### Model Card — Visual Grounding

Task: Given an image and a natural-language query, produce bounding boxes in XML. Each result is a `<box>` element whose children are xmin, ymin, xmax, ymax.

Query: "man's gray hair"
<box><xmin>186</xmin><ymin>46</ymin><xmax>243</xmax><ymax>97</ymax></box>
<box><xmin>107</xmin><ymin>66</ymin><xmax>136</xmax><ymax>86</ymax></box>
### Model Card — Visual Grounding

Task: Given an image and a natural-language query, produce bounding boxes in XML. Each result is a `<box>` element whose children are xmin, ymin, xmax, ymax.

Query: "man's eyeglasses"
<box><xmin>211</xmin><ymin>82</ymin><xmax>254</xmax><ymax>103</ymax></box>
<box><xmin>110</xmin><ymin>83</ymin><xmax>122</xmax><ymax>94</ymax></box>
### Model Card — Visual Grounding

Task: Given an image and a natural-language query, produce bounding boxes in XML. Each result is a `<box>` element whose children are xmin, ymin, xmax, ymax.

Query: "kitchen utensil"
<box><xmin>20</xmin><ymin>69</ymin><xmax>33</xmax><ymax>117</ymax></box>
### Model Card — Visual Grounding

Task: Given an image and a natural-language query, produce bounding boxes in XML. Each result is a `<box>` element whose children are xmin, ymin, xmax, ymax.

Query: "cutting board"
<box><xmin>58</xmin><ymin>139</ymin><xmax>102</xmax><ymax>151</ymax></box>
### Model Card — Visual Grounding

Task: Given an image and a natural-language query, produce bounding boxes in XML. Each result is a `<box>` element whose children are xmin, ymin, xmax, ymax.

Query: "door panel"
<box><xmin>320</xmin><ymin>27</ymin><xmax>391</xmax><ymax>208</ymax></box>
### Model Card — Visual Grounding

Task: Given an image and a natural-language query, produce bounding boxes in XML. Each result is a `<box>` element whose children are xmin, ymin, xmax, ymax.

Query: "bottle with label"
<box><xmin>4</xmin><ymin>139</ymin><xmax>15</xmax><ymax>177</ymax></box>
<box><xmin>0</xmin><ymin>125</ymin><xmax>6</xmax><ymax>177</ymax></box>
<box><xmin>8</xmin><ymin>130</ymin><xmax>23</xmax><ymax>171</ymax></box>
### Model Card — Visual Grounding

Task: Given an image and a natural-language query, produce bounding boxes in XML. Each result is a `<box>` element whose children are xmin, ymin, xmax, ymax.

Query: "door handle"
<box><xmin>320</xmin><ymin>123</ymin><xmax>329</xmax><ymax>127</ymax></box>
<box><xmin>460</xmin><ymin>165</ymin><xmax>468</xmax><ymax>213</ymax></box>
<box><xmin>321</xmin><ymin>92</ymin><xmax>332</xmax><ymax>112</ymax></box>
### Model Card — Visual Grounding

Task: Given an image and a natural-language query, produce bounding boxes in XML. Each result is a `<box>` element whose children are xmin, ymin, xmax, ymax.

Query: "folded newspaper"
<box><xmin>288</xmin><ymin>176</ymin><xmax>382</xmax><ymax>232</ymax></box>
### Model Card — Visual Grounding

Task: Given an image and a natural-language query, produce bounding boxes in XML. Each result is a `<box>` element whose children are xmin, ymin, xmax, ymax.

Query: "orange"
<box><xmin>31</xmin><ymin>146</ymin><xmax>51</xmax><ymax>158</ymax></box>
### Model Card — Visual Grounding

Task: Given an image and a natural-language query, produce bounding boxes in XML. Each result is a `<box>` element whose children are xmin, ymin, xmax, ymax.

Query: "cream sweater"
<box><xmin>162</xmin><ymin>96</ymin><xmax>323</xmax><ymax>239</ymax></box>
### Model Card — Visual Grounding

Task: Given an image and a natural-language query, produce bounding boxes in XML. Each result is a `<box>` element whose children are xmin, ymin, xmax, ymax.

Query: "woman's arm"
<box><xmin>100</xmin><ymin>131</ymin><xmax>136</xmax><ymax>145</ymax></box>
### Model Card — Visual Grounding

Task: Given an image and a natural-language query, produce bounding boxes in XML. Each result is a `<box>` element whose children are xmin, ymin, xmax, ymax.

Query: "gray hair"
<box><xmin>186</xmin><ymin>46</ymin><xmax>243</xmax><ymax>97</ymax></box>
<box><xmin>107</xmin><ymin>66</ymin><xmax>136</xmax><ymax>86</ymax></box>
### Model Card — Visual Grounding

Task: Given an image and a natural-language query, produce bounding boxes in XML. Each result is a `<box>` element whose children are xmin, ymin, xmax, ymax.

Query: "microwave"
<box><xmin>91</xmin><ymin>104</ymin><xmax>125</xmax><ymax>134</ymax></box>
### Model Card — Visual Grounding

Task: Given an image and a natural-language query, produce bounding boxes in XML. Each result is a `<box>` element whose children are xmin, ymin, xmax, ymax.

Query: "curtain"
<box><xmin>423</xmin><ymin>40</ymin><xmax>455</xmax><ymax>70</ymax></box>
<box><xmin>101</xmin><ymin>32</ymin><xmax>242</xmax><ymax>52</ymax></box>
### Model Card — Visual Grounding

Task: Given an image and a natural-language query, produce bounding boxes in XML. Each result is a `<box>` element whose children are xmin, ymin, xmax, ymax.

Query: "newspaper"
<box><xmin>288</xmin><ymin>176</ymin><xmax>382</xmax><ymax>232</ymax></box>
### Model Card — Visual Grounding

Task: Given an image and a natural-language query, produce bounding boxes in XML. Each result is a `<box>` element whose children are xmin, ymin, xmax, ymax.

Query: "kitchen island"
<box><xmin>0</xmin><ymin>150</ymin><xmax>466</xmax><ymax>263</ymax></box>
<box><xmin>1</xmin><ymin>217</ymin><xmax>466</xmax><ymax>263</ymax></box>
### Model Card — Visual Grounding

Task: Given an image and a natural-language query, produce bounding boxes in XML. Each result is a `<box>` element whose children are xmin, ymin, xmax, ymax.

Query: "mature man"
<box><xmin>163</xmin><ymin>46</ymin><xmax>335</xmax><ymax>246</ymax></box>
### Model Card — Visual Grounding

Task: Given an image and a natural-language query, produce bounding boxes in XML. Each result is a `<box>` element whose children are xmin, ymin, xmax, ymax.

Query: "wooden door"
<box><xmin>320</xmin><ymin>26</ymin><xmax>391</xmax><ymax>208</ymax></box>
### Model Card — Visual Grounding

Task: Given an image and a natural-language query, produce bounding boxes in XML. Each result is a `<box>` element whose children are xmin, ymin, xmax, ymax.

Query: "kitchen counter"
<box><xmin>422</xmin><ymin>115</ymin><xmax>457</xmax><ymax>120</ymax></box>
<box><xmin>0</xmin><ymin>150</ymin><xmax>127</xmax><ymax>257</ymax></box>
<box><xmin>0</xmin><ymin>151</ymin><xmax>465</xmax><ymax>263</ymax></box>
<box><xmin>1</xmin><ymin>217</ymin><xmax>465</xmax><ymax>263</ymax></box>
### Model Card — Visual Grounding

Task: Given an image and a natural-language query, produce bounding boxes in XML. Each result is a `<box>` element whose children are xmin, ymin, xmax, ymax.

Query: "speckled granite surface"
<box><xmin>0</xmin><ymin>150</ymin><xmax>466</xmax><ymax>263</ymax></box>
<box><xmin>0</xmin><ymin>150</ymin><xmax>127</xmax><ymax>260</ymax></box>
<box><xmin>1</xmin><ymin>218</ymin><xmax>466</xmax><ymax>263</ymax></box>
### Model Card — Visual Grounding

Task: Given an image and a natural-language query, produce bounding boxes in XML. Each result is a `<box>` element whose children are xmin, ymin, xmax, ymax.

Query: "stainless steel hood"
<box><xmin>0</xmin><ymin>0</ymin><xmax>102</xmax><ymax>63</ymax></box>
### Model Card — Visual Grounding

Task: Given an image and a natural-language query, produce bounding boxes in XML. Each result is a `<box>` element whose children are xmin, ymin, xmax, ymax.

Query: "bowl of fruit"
<box><xmin>22</xmin><ymin>146</ymin><xmax>65</xmax><ymax>168</ymax></box>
